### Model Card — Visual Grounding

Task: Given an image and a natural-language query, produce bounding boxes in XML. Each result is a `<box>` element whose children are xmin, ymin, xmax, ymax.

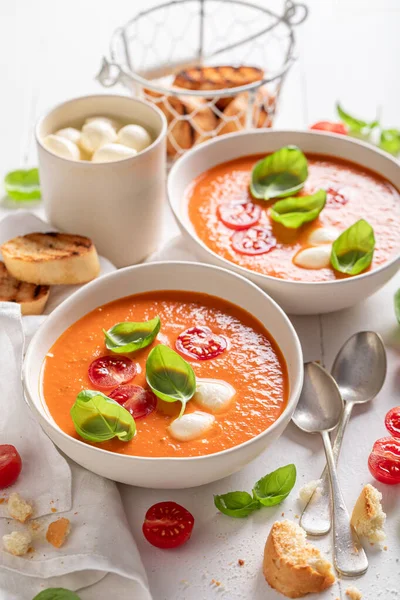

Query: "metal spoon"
<box><xmin>301</xmin><ymin>332</ymin><xmax>387</xmax><ymax>536</ymax></box>
<box><xmin>292</xmin><ymin>362</ymin><xmax>368</xmax><ymax>577</ymax></box>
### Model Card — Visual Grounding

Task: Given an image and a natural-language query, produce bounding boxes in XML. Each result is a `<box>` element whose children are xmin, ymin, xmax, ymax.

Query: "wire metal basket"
<box><xmin>97</xmin><ymin>0</ymin><xmax>308</xmax><ymax>159</ymax></box>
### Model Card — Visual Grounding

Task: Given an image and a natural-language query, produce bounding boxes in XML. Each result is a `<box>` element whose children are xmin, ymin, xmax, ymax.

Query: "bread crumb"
<box><xmin>238</xmin><ymin>559</ymin><xmax>245</xmax><ymax>566</ymax></box>
<box><xmin>351</xmin><ymin>484</ymin><xmax>386</xmax><ymax>543</ymax></box>
<box><xmin>346</xmin><ymin>585</ymin><xmax>362</xmax><ymax>599</ymax></box>
<box><xmin>29</xmin><ymin>520</ymin><xmax>41</xmax><ymax>532</ymax></box>
<box><xmin>0</xmin><ymin>498</ymin><xmax>5</xmax><ymax>504</ymax></box>
<box><xmin>211</xmin><ymin>579</ymin><xmax>221</xmax><ymax>587</ymax></box>
<box><xmin>46</xmin><ymin>517</ymin><xmax>70</xmax><ymax>548</ymax></box>
<box><xmin>8</xmin><ymin>493</ymin><xmax>33</xmax><ymax>523</ymax></box>
<box><xmin>298</xmin><ymin>479</ymin><xmax>323</xmax><ymax>505</ymax></box>
<box><xmin>51</xmin><ymin>507</ymin><xmax>57</xmax><ymax>513</ymax></box>
<box><xmin>2</xmin><ymin>530</ymin><xmax>32</xmax><ymax>556</ymax></box>
<box><xmin>294</xmin><ymin>514</ymin><xmax>299</xmax><ymax>519</ymax></box>
<box><xmin>281</xmin><ymin>512</ymin><xmax>285</xmax><ymax>517</ymax></box>
<box><xmin>384</xmin><ymin>545</ymin><xmax>388</xmax><ymax>551</ymax></box>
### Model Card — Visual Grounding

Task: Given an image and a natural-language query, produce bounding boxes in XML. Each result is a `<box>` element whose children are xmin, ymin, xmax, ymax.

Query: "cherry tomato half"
<box><xmin>231</xmin><ymin>226</ymin><xmax>277</xmax><ymax>256</ymax></box>
<box><xmin>368</xmin><ymin>437</ymin><xmax>400</xmax><ymax>485</ymax></box>
<box><xmin>142</xmin><ymin>501</ymin><xmax>195</xmax><ymax>549</ymax></box>
<box><xmin>176</xmin><ymin>326</ymin><xmax>227</xmax><ymax>360</ymax></box>
<box><xmin>217</xmin><ymin>201</ymin><xmax>261</xmax><ymax>230</ymax></box>
<box><xmin>88</xmin><ymin>356</ymin><xmax>137</xmax><ymax>388</ymax></box>
<box><xmin>385</xmin><ymin>406</ymin><xmax>400</xmax><ymax>438</ymax></box>
<box><xmin>0</xmin><ymin>445</ymin><xmax>22</xmax><ymax>489</ymax></box>
<box><xmin>310</xmin><ymin>121</ymin><xmax>348</xmax><ymax>135</ymax></box>
<box><xmin>109</xmin><ymin>385</ymin><xmax>157</xmax><ymax>419</ymax></box>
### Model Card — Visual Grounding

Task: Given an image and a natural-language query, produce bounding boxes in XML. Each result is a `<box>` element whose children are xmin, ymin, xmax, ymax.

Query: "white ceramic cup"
<box><xmin>36</xmin><ymin>94</ymin><xmax>167</xmax><ymax>268</ymax></box>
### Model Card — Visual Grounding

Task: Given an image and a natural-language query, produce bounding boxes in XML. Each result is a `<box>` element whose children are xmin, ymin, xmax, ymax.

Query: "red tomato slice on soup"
<box><xmin>385</xmin><ymin>406</ymin><xmax>400</xmax><ymax>438</ymax></box>
<box><xmin>310</xmin><ymin>121</ymin><xmax>348</xmax><ymax>135</ymax></box>
<box><xmin>142</xmin><ymin>501</ymin><xmax>195</xmax><ymax>549</ymax></box>
<box><xmin>176</xmin><ymin>326</ymin><xmax>227</xmax><ymax>360</ymax></box>
<box><xmin>0</xmin><ymin>445</ymin><xmax>22</xmax><ymax>489</ymax></box>
<box><xmin>231</xmin><ymin>226</ymin><xmax>277</xmax><ymax>256</ymax></box>
<box><xmin>217</xmin><ymin>201</ymin><xmax>261</xmax><ymax>230</ymax></box>
<box><xmin>88</xmin><ymin>356</ymin><xmax>137</xmax><ymax>388</ymax></box>
<box><xmin>109</xmin><ymin>385</ymin><xmax>157</xmax><ymax>419</ymax></box>
<box><xmin>368</xmin><ymin>437</ymin><xmax>400</xmax><ymax>485</ymax></box>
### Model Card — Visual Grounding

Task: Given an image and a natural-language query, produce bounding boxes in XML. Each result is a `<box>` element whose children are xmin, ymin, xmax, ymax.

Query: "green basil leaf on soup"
<box><xmin>250</xmin><ymin>146</ymin><xmax>308</xmax><ymax>200</ymax></box>
<box><xmin>252</xmin><ymin>464</ymin><xmax>296</xmax><ymax>507</ymax></box>
<box><xmin>4</xmin><ymin>168</ymin><xmax>41</xmax><ymax>201</ymax></box>
<box><xmin>33</xmin><ymin>589</ymin><xmax>81</xmax><ymax>600</ymax></box>
<box><xmin>330</xmin><ymin>219</ymin><xmax>375</xmax><ymax>276</ymax></box>
<box><xmin>104</xmin><ymin>316</ymin><xmax>161</xmax><ymax>354</ymax></box>
<box><xmin>214</xmin><ymin>491</ymin><xmax>261</xmax><ymax>518</ymax></box>
<box><xmin>379</xmin><ymin>129</ymin><xmax>400</xmax><ymax>156</ymax></box>
<box><xmin>269</xmin><ymin>189</ymin><xmax>326</xmax><ymax>229</ymax></box>
<box><xmin>336</xmin><ymin>103</ymin><xmax>379</xmax><ymax>133</ymax></box>
<box><xmin>146</xmin><ymin>344</ymin><xmax>196</xmax><ymax>418</ymax></box>
<box><xmin>70</xmin><ymin>390</ymin><xmax>135</xmax><ymax>443</ymax></box>
<box><xmin>394</xmin><ymin>289</ymin><xmax>400</xmax><ymax>325</ymax></box>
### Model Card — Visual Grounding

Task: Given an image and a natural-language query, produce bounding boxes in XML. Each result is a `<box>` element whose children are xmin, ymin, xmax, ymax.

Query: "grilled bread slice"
<box><xmin>218</xmin><ymin>86</ymin><xmax>274</xmax><ymax>136</ymax></box>
<box><xmin>1</xmin><ymin>232</ymin><xmax>100</xmax><ymax>285</ymax></box>
<box><xmin>0</xmin><ymin>261</ymin><xmax>49</xmax><ymax>315</ymax></box>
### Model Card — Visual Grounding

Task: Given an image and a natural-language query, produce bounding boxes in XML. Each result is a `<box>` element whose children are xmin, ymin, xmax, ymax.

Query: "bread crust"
<box><xmin>0</xmin><ymin>261</ymin><xmax>49</xmax><ymax>315</ymax></box>
<box><xmin>351</xmin><ymin>484</ymin><xmax>386</xmax><ymax>543</ymax></box>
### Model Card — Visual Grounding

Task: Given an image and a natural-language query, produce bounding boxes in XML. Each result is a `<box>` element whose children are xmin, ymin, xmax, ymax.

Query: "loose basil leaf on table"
<box><xmin>330</xmin><ymin>219</ymin><xmax>375</xmax><ymax>276</ymax></box>
<box><xmin>32</xmin><ymin>589</ymin><xmax>81</xmax><ymax>600</ymax></box>
<box><xmin>269</xmin><ymin>189</ymin><xmax>326</xmax><ymax>229</ymax></box>
<box><xmin>379</xmin><ymin>129</ymin><xmax>400</xmax><ymax>156</ymax></box>
<box><xmin>4</xmin><ymin>168</ymin><xmax>41</xmax><ymax>201</ymax></box>
<box><xmin>104</xmin><ymin>316</ymin><xmax>161</xmax><ymax>354</ymax></box>
<box><xmin>336</xmin><ymin>103</ymin><xmax>379</xmax><ymax>134</ymax></box>
<box><xmin>252</xmin><ymin>464</ymin><xmax>296</xmax><ymax>507</ymax></box>
<box><xmin>250</xmin><ymin>146</ymin><xmax>308</xmax><ymax>200</ymax></box>
<box><xmin>394</xmin><ymin>289</ymin><xmax>400</xmax><ymax>325</ymax></box>
<box><xmin>70</xmin><ymin>390</ymin><xmax>135</xmax><ymax>443</ymax></box>
<box><xmin>146</xmin><ymin>344</ymin><xmax>196</xmax><ymax>418</ymax></box>
<box><xmin>214</xmin><ymin>491</ymin><xmax>261</xmax><ymax>518</ymax></box>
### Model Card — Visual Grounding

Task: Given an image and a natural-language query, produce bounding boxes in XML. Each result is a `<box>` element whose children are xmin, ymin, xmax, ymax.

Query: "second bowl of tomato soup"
<box><xmin>23</xmin><ymin>262</ymin><xmax>302</xmax><ymax>488</ymax></box>
<box><xmin>168</xmin><ymin>130</ymin><xmax>400</xmax><ymax>314</ymax></box>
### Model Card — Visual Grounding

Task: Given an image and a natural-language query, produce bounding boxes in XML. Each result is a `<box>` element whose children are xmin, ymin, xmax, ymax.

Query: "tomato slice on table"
<box><xmin>368</xmin><ymin>437</ymin><xmax>400</xmax><ymax>485</ymax></box>
<box><xmin>109</xmin><ymin>385</ymin><xmax>157</xmax><ymax>419</ymax></box>
<box><xmin>385</xmin><ymin>406</ymin><xmax>400</xmax><ymax>438</ymax></box>
<box><xmin>142</xmin><ymin>501</ymin><xmax>195</xmax><ymax>549</ymax></box>
<box><xmin>231</xmin><ymin>226</ymin><xmax>277</xmax><ymax>256</ymax></box>
<box><xmin>176</xmin><ymin>326</ymin><xmax>227</xmax><ymax>360</ymax></box>
<box><xmin>88</xmin><ymin>356</ymin><xmax>137</xmax><ymax>388</ymax></box>
<box><xmin>217</xmin><ymin>201</ymin><xmax>261</xmax><ymax>230</ymax></box>
<box><xmin>310</xmin><ymin>121</ymin><xmax>348</xmax><ymax>135</ymax></box>
<box><xmin>0</xmin><ymin>445</ymin><xmax>22</xmax><ymax>489</ymax></box>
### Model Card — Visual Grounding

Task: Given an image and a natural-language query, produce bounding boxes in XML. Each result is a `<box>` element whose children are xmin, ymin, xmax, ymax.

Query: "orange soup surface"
<box><xmin>186</xmin><ymin>154</ymin><xmax>400</xmax><ymax>282</ymax></box>
<box><xmin>42</xmin><ymin>291</ymin><xmax>288</xmax><ymax>457</ymax></box>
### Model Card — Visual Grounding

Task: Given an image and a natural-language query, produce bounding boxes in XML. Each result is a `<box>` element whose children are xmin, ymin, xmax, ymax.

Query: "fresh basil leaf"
<box><xmin>104</xmin><ymin>316</ymin><xmax>161</xmax><ymax>354</ymax></box>
<box><xmin>252</xmin><ymin>464</ymin><xmax>296</xmax><ymax>507</ymax></box>
<box><xmin>379</xmin><ymin>129</ymin><xmax>400</xmax><ymax>156</ymax></box>
<box><xmin>146</xmin><ymin>345</ymin><xmax>196</xmax><ymax>417</ymax></box>
<box><xmin>214</xmin><ymin>491</ymin><xmax>261</xmax><ymax>518</ymax></box>
<box><xmin>32</xmin><ymin>589</ymin><xmax>81</xmax><ymax>600</ymax></box>
<box><xmin>269</xmin><ymin>189</ymin><xmax>326</xmax><ymax>229</ymax></box>
<box><xmin>394</xmin><ymin>289</ymin><xmax>400</xmax><ymax>325</ymax></box>
<box><xmin>70</xmin><ymin>389</ymin><xmax>135</xmax><ymax>443</ymax></box>
<box><xmin>250</xmin><ymin>146</ymin><xmax>308</xmax><ymax>200</ymax></box>
<box><xmin>330</xmin><ymin>219</ymin><xmax>375</xmax><ymax>276</ymax></box>
<box><xmin>336</xmin><ymin>103</ymin><xmax>379</xmax><ymax>133</ymax></box>
<box><xmin>4</xmin><ymin>168</ymin><xmax>41</xmax><ymax>201</ymax></box>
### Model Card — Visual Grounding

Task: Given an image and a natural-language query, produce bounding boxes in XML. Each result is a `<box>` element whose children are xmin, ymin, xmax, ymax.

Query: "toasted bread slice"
<box><xmin>0</xmin><ymin>261</ymin><xmax>49</xmax><ymax>315</ymax></box>
<box><xmin>351</xmin><ymin>484</ymin><xmax>386</xmax><ymax>543</ymax></box>
<box><xmin>173</xmin><ymin>65</ymin><xmax>263</xmax><ymax>92</ymax></box>
<box><xmin>263</xmin><ymin>520</ymin><xmax>335</xmax><ymax>598</ymax></box>
<box><xmin>218</xmin><ymin>86</ymin><xmax>274</xmax><ymax>135</ymax></box>
<box><xmin>1</xmin><ymin>232</ymin><xmax>100</xmax><ymax>285</ymax></box>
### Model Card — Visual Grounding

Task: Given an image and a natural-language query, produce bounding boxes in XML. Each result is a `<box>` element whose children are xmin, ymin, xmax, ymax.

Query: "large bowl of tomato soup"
<box><xmin>168</xmin><ymin>130</ymin><xmax>400</xmax><ymax>314</ymax></box>
<box><xmin>23</xmin><ymin>262</ymin><xmax>303</xmax><ymax>488</ymax></box>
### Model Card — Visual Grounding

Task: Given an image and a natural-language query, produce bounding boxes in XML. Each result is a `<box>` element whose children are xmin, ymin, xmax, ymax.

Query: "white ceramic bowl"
<box><xmin>168</xmin><ymin>130</ymin><xmax>400</xmax><ymax>314</ymax></box>
<box><xmin>23</xmin><ymin>262</ymin><xmax>303</xmax><ymax>489</ymax></box>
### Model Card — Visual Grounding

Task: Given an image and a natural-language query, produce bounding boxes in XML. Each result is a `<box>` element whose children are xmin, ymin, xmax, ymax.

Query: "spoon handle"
<box><xmin>321</xmin><ymin>430</ymin><xmax>368</xmax><ymax>577</ymax></box>
<box><xmin>300</xmin><ymin>402</ymin><xmax>354</xmax><ymax>535</ymax></box>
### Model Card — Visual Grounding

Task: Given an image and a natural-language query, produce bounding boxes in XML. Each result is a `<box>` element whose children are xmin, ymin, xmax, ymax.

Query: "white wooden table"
<box><xmin>1</xmin><ymin>1</ymin><xmax>399</xmax><ymax>599</ymax></box>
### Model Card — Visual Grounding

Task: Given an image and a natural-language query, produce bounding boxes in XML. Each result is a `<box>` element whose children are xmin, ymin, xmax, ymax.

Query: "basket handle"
<box><xmin>283</xmin><ymin>1</ymin><xmax>308</xmax><ymax>26</ymax></box>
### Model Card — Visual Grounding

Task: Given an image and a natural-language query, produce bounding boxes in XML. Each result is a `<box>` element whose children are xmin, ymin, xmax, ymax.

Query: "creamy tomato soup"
<box><xmin>186</xmin><ymin>154</ymin><xmax>400</xmax><ymax>282</ymax></box>
<box><xmin>42</xmin><ymin>291</ymin><xmax>288</xmax><ymax>457</ymax></box>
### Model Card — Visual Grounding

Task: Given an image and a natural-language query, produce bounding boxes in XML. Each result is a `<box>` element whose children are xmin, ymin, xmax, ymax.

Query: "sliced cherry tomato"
<box><xmin>385</xmin><ymin>406</ymin><xmax>400</xmax><ymax>438</ymax></box>
<box><xmin>0</xmin><ymin>445</ymin><xmax>22</xmax><ymax>489</ymax></box>
<box><xmin>109</xmin><ymin>385</ymin><xmax>157</xmax><ymax>419</ymax></box>
<box><xmin>142</xmin><ymin>501</ymin><xmax>195</xmax><ymax>549</ymax></box>
<box><xmin>310</xmin><ymin>121</ymin><xmax>348</xmax><ymax>135</ymax></box>
<box><xmin>368</xmin><ymin>437</ymin><xmax>400</xmax><ymax>485</ymax></box>
<box><xmin>231</xmin><ymin>226</ymin><xmax>277</xmax><ymax>256</ymax></box>
<box><xmin>217</xmin><ymin>201</ymin><xmax>261</xmax><ymax>230</ymax></box>
<box><xmin>326</xmin><ymin>186</ymin><xmax>348</xmax><ymax>207</ymax></box>
<box><xmin>88</xmin><ymin>355</ymin><xmax>137</xmax><ymax>388</ymax></box>
<box><xmin>176</xmin><ymin>326</ymin><xmax>227</xmax><ymax>360</ymax></box>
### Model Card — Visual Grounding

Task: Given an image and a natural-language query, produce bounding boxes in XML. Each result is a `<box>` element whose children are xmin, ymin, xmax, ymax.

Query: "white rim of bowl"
<box><xmin>35</xmin><ymin>93</ymin><xmax>168</xmax><ymax>166</ymax></box>
<box><xmin>22</xmin><ymin>261</ymin><xmax>303</xmax><ymax>463</ymax></box>
<box><xmin>168</xmin><ymin>128</ymin><xmax>400</xmax><ymax>287</ymax></box>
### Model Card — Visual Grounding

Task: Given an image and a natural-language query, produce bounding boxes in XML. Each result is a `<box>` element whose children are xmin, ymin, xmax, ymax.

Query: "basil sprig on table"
<box><xmin>146</xmin><ymin>344</ymin><xmax>196</xmax><ymax>418</ymax></box>
<box><xmin>394</xmin><ymin>289</ymin><xmax>400</xmax><ymax>325</ymax></box>
<box><xmin>250</xmin><ymin>146</ymin><xmax>308</xmax><ymax>200</ymax></box>
<box><xmin>269</xmin><ymin>189</ymin><xmax>326</xmax><ymax>229</ymax></box>
<box><xmin>104</xmin><ymin>316</ymin><xmax>161</xmax><ymax>354</ymax></box>
<box><xmin>33</xmin><ymin>589</ymin><xmax>81</xmax><ymax>600</ymax></box>
<box><xmin>214</xmin><ymin>464</ymin><xmax>296</xmax><ymax>518</ymax></box>
<box><xmin>336</xmin><ymin>103</ymin><xmax>379</xmax><ymax>135</ymax></box>
<box><xmin>379</xmin><ymin>129</ymin><xmax>400</xmax><ymax>156</ymax></box>
<box><xmin>70</xmin><ymin>390</ymin><xmax>135</xmax><ymax>443</ymax></box>
<box><xmin>4</xmin><ymin>168</ymin><xmax>41</xmax><ymax>201</ymax></box>
<box><xmin>330</xmin><ymin>219</ymin><xmax>375</xmax><ymax>275</ymax></box>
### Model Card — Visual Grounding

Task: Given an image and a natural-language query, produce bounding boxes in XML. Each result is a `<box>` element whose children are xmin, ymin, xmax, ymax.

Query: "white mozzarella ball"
<box><xmin>168</xmin><ymin>411</ymin><xmax>215</xmax><ymax>442</ymax></box>
<box><xmin>194</xmin><ymin>379</ymin><xmax>235</xmax><ymax>413</ymax></box>
<box><xmin>80</xmin><ymin>120</ymin><xmax>117</xmax><ymax>154</ymax></box>
<box><xmin>294</xmin><ymin>245</ymin><xmax>332</xmax><ymax>269</ymax></box>
<box><xmin>117</xmin><ymin>124</ymin><xmax>152</xmax><ymax>152</ymax></box>
<box><xmin>308</xmin><ymin>228</ymin><xmax>338</xmax><ymax>245</ymax></box>
<box><xmin>42</xmin><ymin>134</ymin><xmax>80</xmax><ymax>161</ymax></box>
<box><xmin>84</xmin><ymin>116</ymin><xmax>121</xmax><ymax>131</ymax></box>
<box><xmin>91</xmin><ymin>143</ymin><xmax>137</xmax><ymax>163</ymax></box>
<box><xmin>55</xmin><ymin>127</ymin><xmax>81</xmax><ymax>145</ymax></box>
